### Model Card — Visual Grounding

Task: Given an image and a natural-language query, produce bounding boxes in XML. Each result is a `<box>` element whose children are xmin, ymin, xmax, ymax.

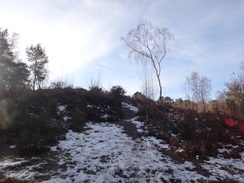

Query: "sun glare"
<box><xmin>0</xmin><ymin>99</ymin><xmax>15</xmax><ymax>130</ymax></box>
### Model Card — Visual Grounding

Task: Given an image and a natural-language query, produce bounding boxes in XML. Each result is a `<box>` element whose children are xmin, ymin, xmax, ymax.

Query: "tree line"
<box><xmin>1</xmin><ymin>24</ymin><xmax>243</xmax><ymax>122</ymax></box>
<box><xmin>157</xmin><ymin>66</ymin><xmax>243</xmax><ymax>121</ymax></box>
<box><xmin>0</xmin><ymin>28</ymin><xmax>49</xmax><ymax>98</ymax></box>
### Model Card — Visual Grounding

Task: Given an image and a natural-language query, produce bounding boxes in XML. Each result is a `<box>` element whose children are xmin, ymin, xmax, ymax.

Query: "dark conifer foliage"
<box><xmin>0</xmin><ymin>28</ymin><xmax>30</xmax><ymax>96</ymax></box>
<box><xmin>26</xmin><ymin>44</ymin><xmax>49</xmax><ymax>90</ymax></box>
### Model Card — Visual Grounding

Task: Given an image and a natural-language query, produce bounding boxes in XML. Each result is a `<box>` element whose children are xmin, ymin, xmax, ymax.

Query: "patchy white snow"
<box><xmin>58</xmin><ymin>105</ymin><xmax>67</xmax><ymax>112</ymax></box>
<box><xmin>122</xmin><ymin>102</ymin><xmax>145</xmax><ymax>133</ymax></box>
<box><xmin>87</xmin><ymin>104</ymin><xmax>93</xmax><ymax>108</ymax></box>
<box><xmin>128</xmin><ymin>117</ymin><xmax>145</xmax><ymax>133</ymax></box>
<box><xmin>63</xmin><ymin>116</ymin><xmax>69</xmax><ymax>121</ymax></box>
<box><xmin>130</xmin><ymin>118</ymin><xmax>144</xmax><ymax>129</ymax></box>
<box><xmin>1</xmin><ymin>123</ymin><xmax>244</xmax><ymax>183</ymax></box>
<box><xmin>122</xmin><ymin>102</ymin><xmax>139</xmax><ymax>113</ymax></box>
<box><xmin>46</xmin><ymin>122</ymin><xmax>211</xmax><ymax>183</ymax></box>
<box><xmin>0</xmin><ymin>158</ymin><xmax>39</xmax><ymax>181</ymax></box>
<box><xmin>9</xmin><ymin>145</ymin><xmax>16</xmax><ymax>149</ymax></box>
<box><xmin>100</xmin><ymin>114</ymin><xmax>110</xmax><ymax>120</ymax></box>
<box><xmin>0</xmin><ymin>158</ymin><xmax>27</xmax><ymax>169</ymax></box>
<box><xmin>206</xmin><ymin>156</ymin><xmax>244</xmax><ymax>170</ymax></box>
<box><xmin>1</xmin><ymin>103</ymin><xmax>244</xmax><ymax>182</ymax></box>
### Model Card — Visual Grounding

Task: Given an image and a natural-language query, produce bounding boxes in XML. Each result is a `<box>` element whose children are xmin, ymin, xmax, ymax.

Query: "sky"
<box><xmin>0</xmin><ymin>0</ymin><xmax>244</xmax><ymax>99</ymax></box>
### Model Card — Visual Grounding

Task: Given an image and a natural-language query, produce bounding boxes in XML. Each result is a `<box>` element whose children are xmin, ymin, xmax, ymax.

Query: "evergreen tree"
<box><xmin>10</xmin><ymin>61</ymin><xmax>30</xmax><ymax>91</ymax></box>
<box><xmin>0</xmin><ymin>28</ymin><xmax>30</xmax><ymax>95</ymax></box>
<box><xmin>26</xmin><ymin>44</ymin><xmax>49</xmax><ymax>90</ymax></box>
<box><xmin>0</xmin><ymin>28</ymin><xmax>15</xmax><ymax>90</ymax></box>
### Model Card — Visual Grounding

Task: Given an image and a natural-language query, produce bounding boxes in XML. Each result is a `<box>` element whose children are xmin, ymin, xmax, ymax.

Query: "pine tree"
<box><xmin>26</xmin><ymin>44</ymin><xmax>49</xmax><ymax>90</ymax></box>
<box><xmin>0</xmin><ymin>28</ymin><xmax>30</xmax><ymax>95</ymax></box>
<box><xmin>0</xmin><ymin>28</ymin><xmax>15</xmax><ymax>90</ymax></box>
<box><xmin>10</xmin><ymin>61</ymin><xmax>30</xmax><ymax>91</ymax></box>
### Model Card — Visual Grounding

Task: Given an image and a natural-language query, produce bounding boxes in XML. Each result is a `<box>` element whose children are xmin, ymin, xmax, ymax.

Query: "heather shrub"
<box><xmin>0</xmin><ymin>86</ymin><xmax>126</xmax><ymax>154</ymax></box>
<box><xmin>1</xmin><ymin>110</ymin><xmax>65</xmax><ymax>153</ymax></box>
<box><xmin>179</xmin><ymin>111</ymin><xmax>237</xmax><ymax>156</ymax></box>
<box><xmin>131</xmin><ymin>95</ymin><xmax>243</xmax><ymax>157</ymax></box>
<box><xmin>70</xmin><ymin>108</ymin><xmax>86</xmax><ymax>132</ymax></box>
<box><xmin>110</xmin><ymin>85</ymin><xmax>126</xmax><ymax>101</ymax></box>
<box><xmin>87</xmin><ymin>86</ymin><xmax>104</xmax><ymax>105</ymax></box>
<box><xmin>85</xmin><ymin>86</ymin><xmax>124</xmax><ymax>122</ymax></box>
<box><xmin>0</xmin><ymin>92</ymin><xmax>66</xmax><ymax>152</ymax></box>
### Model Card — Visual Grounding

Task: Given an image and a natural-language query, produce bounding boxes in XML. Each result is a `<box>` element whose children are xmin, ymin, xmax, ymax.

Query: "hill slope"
<box><xmin>0</xmin><ymin>103</ymin><xmax>243</xmax><ymax>183</ymax></box>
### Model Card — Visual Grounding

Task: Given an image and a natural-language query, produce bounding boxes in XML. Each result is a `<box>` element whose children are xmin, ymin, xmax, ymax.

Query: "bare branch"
<box><xmin>122</xmin><ymin>20</ymin><xmax>173</xmax><ymax>99</ymax></box>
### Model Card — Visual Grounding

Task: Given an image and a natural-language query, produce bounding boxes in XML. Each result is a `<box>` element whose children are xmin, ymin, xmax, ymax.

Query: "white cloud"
<box><xmin>0</xmin><ymin>0</ymin><xmax>135</xmax><ymax>80</ymax></box>
<box><xmin>0</xmin><ymin>0</ymin><xmax>244</xmax><ymax>98</ymax></box>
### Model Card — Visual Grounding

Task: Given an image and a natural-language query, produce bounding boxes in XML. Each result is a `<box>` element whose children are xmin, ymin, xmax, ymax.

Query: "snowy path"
<box><xmin>0</xmin><ymin>103</ymin><xmax>244</xmax><ymax>182</ymax></box>
<box><xmin>47</xmin><ymin>122</ymin><xmax>210</xmax><ymax>183</ymax></box>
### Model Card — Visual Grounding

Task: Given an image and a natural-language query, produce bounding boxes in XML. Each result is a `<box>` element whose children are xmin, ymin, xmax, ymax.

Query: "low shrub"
<box><xmin>85</xmin><ymin>86</ymin><xmax>124</xmax><ymax>122</ymax></box>
<box><xmin>130</xmin><ymin>95</ymin><xmax>243</xmax><ymax>158</ymax></box>
<box><xmin>70</xmin><ymin>108</ymin><xmax>86</xmax><ymax>132</ymax></box>
<box><xmin>0</xmin><ymin>86</ymin><xmax>125</xmax><ymax>154</ymax></box>
<box><xmin>14</xmin><ymin>112</ymin><xmax>65</xmax><ymax>150</ymax></box>
<box><xmin>0</xmin><ymin>97</ymin><xmax>65</xmax><ymax>153</ymax></box>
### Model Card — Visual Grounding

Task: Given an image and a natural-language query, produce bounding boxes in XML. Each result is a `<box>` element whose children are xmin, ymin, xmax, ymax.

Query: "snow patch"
<box><xmin>122</xmin><ymin>102</ymin><xmax>138</xmax><ymax>113</ymax></box>
<box><xmin>44</xmin><ymin>123</ymin><xmax>215</xmax><ymax>183</ymax></box>
<box><xmin>130</xmin><ymin>118</ymin><xmax>145</xmax><ymax>133</ymax></box>
<box><xmin>9</xmin><ymin>145</ymin><xmax>16</xmax><ymax>149</ymax></box>
<box><xmin>87</xmin><ymin>104</ymin><xmax>93</xmax><ymax>108</ymax></box>
<box><xmin>0</xmin><ymin>159</ymin><xmax>27</xmax><ymax>169</ymax></box>
<box><xmin>58</xmin><ymin>105</ymin><xmax>67</xmax><ymax>112</ymax></box>
<box><xmin>100</xmin><ymin>114</ymin><xmax>110</xmax><ymax>120</ymax></box>
<box><xmin>63</xmin><ymin>116</ymin><xmax>69</xmax><ymax>121</ymax></box>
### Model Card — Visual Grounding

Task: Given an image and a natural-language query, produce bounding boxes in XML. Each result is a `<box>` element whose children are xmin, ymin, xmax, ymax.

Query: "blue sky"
<box><xmin>0</xmin><ymin>0</ymin><xmax>244</xmax><ymax>99</ymax></box>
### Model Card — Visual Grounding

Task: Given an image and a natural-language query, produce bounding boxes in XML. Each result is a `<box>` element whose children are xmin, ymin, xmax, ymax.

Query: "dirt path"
<box><xmin>113</xmin><ymin>104</ymin><xmax>145</xmax><ymax>140</ymax></box>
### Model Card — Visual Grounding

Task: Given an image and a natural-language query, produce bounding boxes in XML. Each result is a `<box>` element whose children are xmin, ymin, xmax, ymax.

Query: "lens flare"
<box><xmin>0</xmin><ymin>99</ymin><xmax>15</xmax><ymax>130</ymax></box>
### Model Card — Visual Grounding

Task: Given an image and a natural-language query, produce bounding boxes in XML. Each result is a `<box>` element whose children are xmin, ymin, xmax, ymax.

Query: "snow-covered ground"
<box><xmin>47</xmin><ymin>123</ymin><xmax>208</xmax><ymax>183</ymax></box>
<box><xmin>122</xmin><ymin>102</ymin><xmax>139</xmax><ymax>113</ymax></box>
<box><xmin>0</xmin><ymin>103</ymin><xmax>243</xmax><ymax>182</ymax></box>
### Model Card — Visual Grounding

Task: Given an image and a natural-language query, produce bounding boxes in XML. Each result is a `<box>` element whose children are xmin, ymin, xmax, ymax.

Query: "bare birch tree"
<box><xmin>224</xmin><ymin>62</ymin><xmax>244</xmax><ymax>119</ymax></box>
<box><xmin>185</xmin><ymin>72</ymin><xmax>211</xmax><ymax>112</ymax></box>
<box><xmin>140</xmin><ymin>63</ymin><xmax>155</xmax><ymax>100</ymax></box>
<box><xmin>199</xmin><ymin>77</ymin><xmax>212</xmax><ymax>112</ymax></box>
<box><xmin>140</xmin><ymin>63</ymin><xmax>155</xmax><ymax>122</ymax></box>
<box><xmin>122</xmin><ymin>20</ymin><xmax>173</xmax><ymax>100</ymax></box>
<box><xmin>185</xmin><ymin>72</ymin><xmax>200</xmax><ymax>110</ymax></box>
